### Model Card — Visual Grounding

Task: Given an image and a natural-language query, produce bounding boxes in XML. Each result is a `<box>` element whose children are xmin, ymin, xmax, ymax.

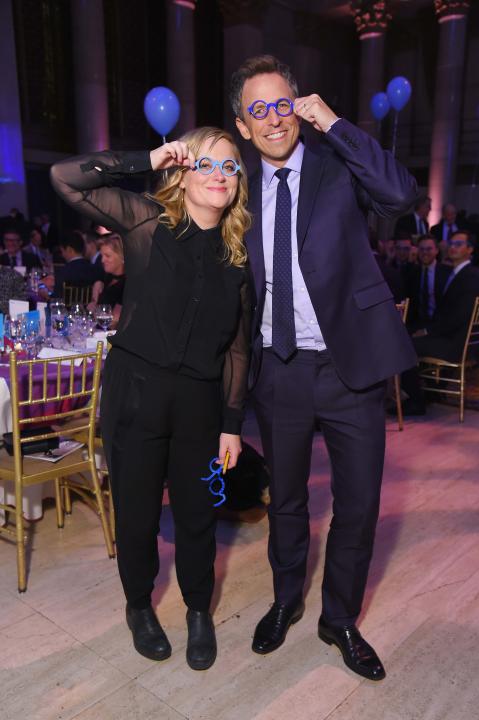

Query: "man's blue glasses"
<box><xmin>247</xmin><ymin>98</ymin><xmax>294</xmax><ymax>120</ymax></box>
<box><xmin>193</xmin><ymin>157</ymin><xmax>241</xmax><ymax>177</ymax></box>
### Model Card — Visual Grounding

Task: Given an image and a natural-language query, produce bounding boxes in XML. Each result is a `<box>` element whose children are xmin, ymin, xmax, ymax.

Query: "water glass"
<box><xmin>95</xmin><ymin>304</ymin><xmax>113</xmax><ymax>332</ymax></box>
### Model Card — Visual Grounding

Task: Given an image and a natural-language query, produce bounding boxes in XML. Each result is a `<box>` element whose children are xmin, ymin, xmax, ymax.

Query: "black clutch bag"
<box><xmin>3</xmin><ymin>426</ymin><xmax>59</xmax><ymax>456</ymax></box>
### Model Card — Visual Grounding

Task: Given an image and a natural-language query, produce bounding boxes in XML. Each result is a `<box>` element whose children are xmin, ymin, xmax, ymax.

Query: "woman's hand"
<box><xmin>216</xmin><ymin>433</ymin><xmax>242</xmax><ymax>470</ymax></box>
<box><xmin>150</xmin><ymin>142</ymin><xmax>195</xmax><ymax>172</ymax></box>
<box><xmin>294</xmin><ymin>94</ymin><xmax>339</xmax><ymax>133</ymax></box>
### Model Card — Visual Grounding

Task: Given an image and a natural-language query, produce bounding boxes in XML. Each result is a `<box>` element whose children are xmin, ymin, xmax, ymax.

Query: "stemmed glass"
<box><xmin>95</xmin><ymin>304</ymin><xmax>113</xmax><ymax>332</ymax></box>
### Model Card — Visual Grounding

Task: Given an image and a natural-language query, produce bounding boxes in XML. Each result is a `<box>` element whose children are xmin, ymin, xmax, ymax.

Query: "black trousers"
<box><xmin>252</xmin><ymin>349</ymin><xmax>386</xmax><ymax>627</ymax></box>
<box><xmin>100</xmin><ymin>347</ymin><xmax>221</xmax><ymax>611</ymax></box>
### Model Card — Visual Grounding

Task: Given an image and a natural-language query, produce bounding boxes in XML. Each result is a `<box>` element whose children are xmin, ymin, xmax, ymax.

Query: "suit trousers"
<box><xmin>100</xmin><ymin>347</ymin><xmax>221</xmax><ymax>611</ymax></box>
<box><xmin>252</xmin><ymin>348</ymin><xmax>386</xmax><ymax>626</ymax></box>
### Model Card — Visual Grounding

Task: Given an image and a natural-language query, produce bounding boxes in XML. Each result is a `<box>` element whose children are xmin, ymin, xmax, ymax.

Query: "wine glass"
<box><xmin>95</xmin><ymin>304</ymin><xmax>113</xmax><ymax>332</ymax></box>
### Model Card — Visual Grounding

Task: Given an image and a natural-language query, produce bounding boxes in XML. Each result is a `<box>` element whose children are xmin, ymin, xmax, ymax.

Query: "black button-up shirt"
<box><xmin>50</xmin><ymin>150</ymin><xmax>251</xmax><ymax>434</ymax></box>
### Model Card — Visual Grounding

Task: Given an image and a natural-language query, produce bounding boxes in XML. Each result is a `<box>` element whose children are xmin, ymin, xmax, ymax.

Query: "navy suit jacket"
<box><xmin>245</xmin><ymin>119</ymin><xmax>418</xmax><ymax>391</ymax></box>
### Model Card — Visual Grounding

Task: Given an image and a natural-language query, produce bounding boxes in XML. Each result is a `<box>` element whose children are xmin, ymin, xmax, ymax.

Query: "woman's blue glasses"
<box><xmin>193</xmin><ymin>157</ymin><xmax>241</xmax><ymax>177</ymax></box>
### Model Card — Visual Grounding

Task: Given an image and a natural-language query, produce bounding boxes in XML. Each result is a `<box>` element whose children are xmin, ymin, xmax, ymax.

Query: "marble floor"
<box><xmin>1</xmin><ymin>404</ymin><xmax>478</xmax><ymax>720</ymax></box>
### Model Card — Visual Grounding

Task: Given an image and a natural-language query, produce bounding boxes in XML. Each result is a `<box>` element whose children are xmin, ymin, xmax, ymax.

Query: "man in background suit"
<box><xmin>401</xmin><ymin>231</ymin><xmax>479</xmax><ymax>414</ymax></box>
<box><xmin>231</xmin><ymin>55</ymin><xmax>417</xmax><ymax>681</ymax></box>
<box><xmin>0</xmin><ymin>229</ymin><xmax>42</xmax><ymax>271</ymax></box>
<box><xmin>430</xmin><ymin>203</ymin><xmax>465</xmax><ymax>245</ymax></box>
<box><xmin>406</xmin><ymin>235</ymin><xmax>452</xmax><ymax>332</ymax></box>
<box><xmin>395</xmin><ymin>195</ymin><xmax>431</xmax><ymax>237</ymax></box>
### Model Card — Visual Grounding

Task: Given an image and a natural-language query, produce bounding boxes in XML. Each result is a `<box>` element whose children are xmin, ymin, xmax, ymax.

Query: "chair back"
<box><xmin>461</xmin><ymin>296</ymin><xmax>479</xmax><ymax>365</ymax></box>
<box><xmin>63</xmin><ymin>283</ymin><xmax>92</xmax><ymax>306</ymax></box>
<box><xmin>8</xmin><ymin>343</ymin><xmax>103</xmax><ymax>477</ymax></box>
<box><xmin>396</xmin><ymin>298</ymin><xmax>410</xmax><ymax>324</ymax></box>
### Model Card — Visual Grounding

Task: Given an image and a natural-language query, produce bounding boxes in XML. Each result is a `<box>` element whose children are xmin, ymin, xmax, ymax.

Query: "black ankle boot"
<box><xmin>126</xmin><ymin>605</ymin><xmax>172</xmax><ymax>661</ymax></box>
<box><xmin>186</xmin><ymin>609</ymin><xmax>217</xmax><ymax>670</ymax></box>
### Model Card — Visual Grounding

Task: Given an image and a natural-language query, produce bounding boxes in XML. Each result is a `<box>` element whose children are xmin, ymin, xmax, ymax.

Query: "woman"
<box><xmin>50</xmin><ymin>127</ymin><xmax>251</xmax><ymax>671</ymax></box>
<box><xmin>89</xmin><ymin>234</ymin><xmax>125</xmax><ymax>328</ymax></box>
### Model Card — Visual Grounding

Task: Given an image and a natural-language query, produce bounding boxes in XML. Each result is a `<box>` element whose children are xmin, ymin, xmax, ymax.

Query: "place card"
<box><xmin>9</xmin><ymin>299</ymin><xmax>29</xmax><ymax>319</ymax></box>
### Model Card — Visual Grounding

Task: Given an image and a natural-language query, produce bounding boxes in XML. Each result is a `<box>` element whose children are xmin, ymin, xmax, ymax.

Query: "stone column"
<box><xmin>428</xmin><ymin>0</ymin><xmax>470</xmax><ymax>225</ymax></box>
<box><xmin>0</xmin><ymin>0</ymin><xmax>28</xmax><ymax>216</ymax></box>
<box><xmin>166</xmin><ymin>0</ymin><xmax>196</xmax><ymax>138</ymax></box>
<box><xmin>70</xmin><ymin>0</ymin><xmax>110</xmax><ymax>153</ymax></box>
<box><xmin>351</xmin><ymin>0</ymin><xmax>392</xmax><ymax>139</ymax></box>
<box><xmin>218</xmin><ymin>0</ymin><xmax>267</xmax><ymax>140</ymax></box>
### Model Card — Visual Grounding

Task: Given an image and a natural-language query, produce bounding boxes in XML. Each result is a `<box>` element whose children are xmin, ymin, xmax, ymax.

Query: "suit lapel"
<box><xmin>297</xmin><ymin>146</ymin><xmax>326</xmax><ymax>255</ymax></box>
<box><xmin>245</xmin><ymin>170</ymin><xmax>265</xmax><ymax>304</ymax></box>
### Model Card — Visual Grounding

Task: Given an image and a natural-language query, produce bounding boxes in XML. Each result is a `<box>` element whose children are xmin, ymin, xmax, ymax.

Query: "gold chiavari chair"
<box><xmin>0</xmin><ymin>342</ymin><xmax>115</xmax><ymax>592</ymax></box>
<box><xmin>63</xmin><ymin>283</ymin><xmax>93</xmax><ymax>306</ymax></box>
<box><xmin>418</xmin><ymin>296</ymin><xmax>479</xmax><ymax>422</ymax></box>
<box><xmin>394</xmin><ymin>298</ymin><xmax>410</xmax><ymax>431</ymax></box>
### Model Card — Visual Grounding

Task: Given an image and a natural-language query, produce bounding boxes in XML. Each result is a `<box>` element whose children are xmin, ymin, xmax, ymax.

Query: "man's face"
<box><xmin>395</xmin><ymin>240</ymin><xmax>412</xmax><ymax>263</ymax></box>
<box><xmin>235</xmin><ymin>73</ymin><xmax>300</xmax><ymax>167</ymax></box>
<box><xmin>417</xmin><ymin>200</ymin><xmax>431</xmax><ymax>220</ymax></box>
<box><xmin>418</xmin><ymin>239</ymin><xmax>438</xmax><ymax>266</ymax></box>
<box><xmin>443</xmin><ymin>204</ymin><xmax>457</xmax><ymax>224</ymax></box>
<box><xmin>4</xmin><ymin>233</ymin><xmax>21</xmax><ymax>255</ymax></box>
<box><xmin>448</xmin><ymin>233</ymin><xmax>472</xmax><ymax>265</ymax></box>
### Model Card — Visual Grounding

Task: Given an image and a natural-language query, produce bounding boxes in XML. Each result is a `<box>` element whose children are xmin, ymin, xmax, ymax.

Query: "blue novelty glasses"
<box><xmin>193</xmin><ymin>157</ymin><xmax>241</xmax><ymax>177</ymax></box>
<box><xmin>247</xmin><ymin>98</ymin><xmax>294</xmax><ymax>119</ymax></box>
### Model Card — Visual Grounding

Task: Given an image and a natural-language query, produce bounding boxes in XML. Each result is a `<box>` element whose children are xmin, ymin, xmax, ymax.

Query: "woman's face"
<box><xmin>180</xmin><ymin>137</ymin><xmax>239</xmax><ymax>220</ymax></box>
<box><xmin>101</xmin><ymin>246</ymin><xmax>123</xmax><ymax>275</ymax></box>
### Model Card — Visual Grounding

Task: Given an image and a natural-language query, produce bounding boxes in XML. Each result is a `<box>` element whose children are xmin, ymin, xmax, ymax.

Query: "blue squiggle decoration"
<box><xmin>201</xmin><ymin>457</ymin><xmax>227</xmax><ymax>507</ymax></box>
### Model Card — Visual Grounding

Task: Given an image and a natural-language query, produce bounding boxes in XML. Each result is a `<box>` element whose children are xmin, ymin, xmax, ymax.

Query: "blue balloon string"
<box><xmin>201</xmin><ymin>457</ymin><xmax>227</xmax><ymax>507</ymax></box>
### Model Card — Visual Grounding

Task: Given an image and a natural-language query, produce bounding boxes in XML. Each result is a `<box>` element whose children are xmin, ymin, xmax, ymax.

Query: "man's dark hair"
<box><xmin>394</xmin><ymin>231</ymin><xmax>412</xmax><ymax>242</ymax></box>
<box><xmin>2</xmin><ymin>227</ymin><xmax>21</xmax><ymax>241</ymax></box>
<box><xmin>450</xmin><ymin>230</ymin><xmax>476</xmax><ymax>248</ymax></box>
<box><xmin>60</xmin><ymin>230</ymin><xmax>85</xmax><ymax>255</ymax></box>
<box><xmin>413</xmin><ymin>195</ymin><xmax>431</xmax><ymax>211</ymax></box>
<box><xmin>418</xmin><ymin>234</ymin><xmax>438</xmax><ymax>246</ymax></box>
<box><xmin>229</xmin><ymin>54</ymin><xmax>299</xmax><ymax>120</ymax></box>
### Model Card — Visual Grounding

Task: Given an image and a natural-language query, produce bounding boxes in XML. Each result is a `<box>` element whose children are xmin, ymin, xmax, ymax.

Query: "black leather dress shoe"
<box><xmin>318</xmin><ymin>617</ymin><xmax>385</xmax><ymax>681</ymax></box>
<box><xmin>252</xmin><ymin>601</ymin><xmax>305</xmax><ymax>655</ymax></box>
<box><xmin>126</xmin><ymin>605</ymin><xmax>172</xmax><ymax>661</ymax></box>
<box><xmin>186</xmin><ymin>610</ymin><xmax>217</xmax><ymax>670</ymax></box>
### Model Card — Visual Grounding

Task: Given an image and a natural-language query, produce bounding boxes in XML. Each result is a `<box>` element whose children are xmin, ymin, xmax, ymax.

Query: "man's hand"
<box><xmin>216</xmin><ymin>433</ymin><xmax>242</xmax><ymax>470</ymax></box>
<box><xmin>294</xmin><ymin>94</ymin><xmax>339</xmax><ymax>134</ymax></box>
<box><xmin>150</xmin><ymin>141</ymin><xmax>195</xmax><ymax>172</ymax></box>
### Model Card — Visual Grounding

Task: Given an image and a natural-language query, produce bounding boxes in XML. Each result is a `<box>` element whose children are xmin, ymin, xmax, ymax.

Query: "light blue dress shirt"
<box><xmin>260</xmin><ymin>142</ymin><xmax>326</xmax><ymax>351</ymax></box>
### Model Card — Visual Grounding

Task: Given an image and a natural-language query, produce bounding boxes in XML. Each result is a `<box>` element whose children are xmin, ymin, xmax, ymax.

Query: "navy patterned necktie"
<box><xmin>272</xmin><ymin>167</ymin><xmax>296</xmax><ymax>361</ymax></box>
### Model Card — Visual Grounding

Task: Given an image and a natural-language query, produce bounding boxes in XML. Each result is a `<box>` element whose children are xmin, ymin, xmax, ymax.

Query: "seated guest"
<box><xmin>40</xmin><ymin>230</ymin><xmax>95</xmax><ymax>299</ymax></box>
<box><xmin>390</xmin><ymin>235</ymin><xmax>417</xmax><ymax>293</ymax></box>
<box><xmin>84</xmin><ymin>232</ymin><xmax>105</xmax><ymax>282</ymax></box>
<box><xmin>23</xmin><ymin>227</ymin><xmax>52</xmax><ymax>268</ymax></box>
<box><xmin>430</xmin><ymin>203</ymin><xmax>465</xmax><ymax>244</ymax></box>
<box><xmin>370</xmin><ymin>231</ymin><xmax>404</xmax><ymax>302</ymax></box>
<box><xmin>0</xmin><ymin>229</ymin><xmax>42</xmax><ymax>271</ymax></box>
<box><xmin>0</xmin><ymin>265</ymin><xmax>28</xmax><ymax>314</ymax></box>
<box><xmin>395</xmin><ymin>195</ymin><xmax>431</xmax><ymax>237</ymax></box>
<box><xmin>406</xmin><ymin>235</ymin><xmax>452</xmax><ymax>331</ymax></box>
<box><xmin>400</xmin><ymin>231</ymin><xmax>479</xmax><ymax>415</ymax></box>
<box><xmin>90</xmin><ymin>234</ymin><xmax>125</xmax><ymax>328</ymax></box>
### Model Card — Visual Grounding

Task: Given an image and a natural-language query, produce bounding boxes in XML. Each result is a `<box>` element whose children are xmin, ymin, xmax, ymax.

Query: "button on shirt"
<box><xmin>261</xmin><ymin>142</ymin><xmax>326</xmax><ymax>351</ymax></box>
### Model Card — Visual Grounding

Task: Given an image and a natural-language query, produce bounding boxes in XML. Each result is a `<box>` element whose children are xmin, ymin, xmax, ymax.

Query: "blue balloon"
<box><xmin>386</xmin><ymin>77</ymin><xmax>412</xmax><ymax>112</ymax></box>
<box><xmin>370</xmin><ymin>92</ymin><xmax>390</xmax><ymax>121</ymax></box>
<box><xmin>144</xmin><ymin>87</ymin><xmax>180</xmax><ymax>137</ymax></box>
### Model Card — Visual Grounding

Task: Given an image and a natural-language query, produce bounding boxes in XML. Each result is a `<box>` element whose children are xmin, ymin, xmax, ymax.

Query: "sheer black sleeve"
<box><xmin>50</xmin><ymin>150</ymin><xmax>159</xmax><ymax>235</ymax></box>
<box><xmin>221</xmin><ymin>273</ymin><xmax>252</xmax><ymax>435</ymax></box>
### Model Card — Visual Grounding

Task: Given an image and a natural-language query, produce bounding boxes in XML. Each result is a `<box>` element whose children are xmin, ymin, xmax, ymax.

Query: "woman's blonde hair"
<box><xmin>152</xmin><ymin>126</ymin><xmax>251</xmax><ymax>267</ymax></box>
<box><xmin>101</xmin><ymin>233</ymin><xmax>124</xmax><ymax>263</ymax></box>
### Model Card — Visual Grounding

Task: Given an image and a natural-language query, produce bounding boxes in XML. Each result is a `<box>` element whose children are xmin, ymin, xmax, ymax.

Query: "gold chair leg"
<box><xmin>15</xmin><ymin>481</ymin><xmax>26</xmax><ymax>592</ymax></box>
<box><xmin>107</xmin><ymin>477</ymin><xmax>116</xmax><ymax>543</ymax></box>
<box><xmin>64</xmin><ymin>484</ymin><xmax>72</xmax><ymax>515</ymax></box>
<box><xmin>394</xmin><ymin>374</ymin><xmax>404</xmax><ymax>431</ymax></box>
<box><xmin>460</xmin><ymin>369</ymin><xmax>465</xmax><ymax>423</ymax></box>
<box><xmin>54</xmin><ymin>478</ymin><xmax>64</xmax><ymax>529</ymax></box>
<box><xmin>89</xmin><ymin>458</ymin><xmax>115</xmax><ymax>558</ymax></box>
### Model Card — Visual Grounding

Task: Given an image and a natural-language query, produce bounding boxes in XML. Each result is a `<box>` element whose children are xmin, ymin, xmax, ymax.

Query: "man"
<box><xmin>0</xmin><ymin>229</ymin><xmax>42</xmax><ymax>271</ymax></box>
<box><xmin>430</xmin><ymin>203</ymin><xmax>464</xmax><ymax>245</ymax></box>
<box><xmin>84</xmin><ymin>232</ymin><xmax>105</xmax><ymax>283</ymax></box>
<box><xmin>230</xmin><ymin>55</ymin><xmax>417</xmax><ymax>681</ymax></box>
<box><xmin>401</xmin><ymin>231</ymin><xmax>479</xmax><ymax>415</ymax></box>
<box><xmin>395</xmin><ymin>195</ymin><xmax>431</xmax><ymax>237</ymax></box>
<box><xmin>406</xmin><ymin>235</ymin><xmax>452</xmax><ymax>332</ymax></box>
<box><xmin>0</xmin><ymin>265</ymin><xmax>28</xmax><ymax>314</ymax></box>
<box><xmin>41</xmin><ymin>230</ymin><xmax>94</xmax><ymax>299</ymax></box>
